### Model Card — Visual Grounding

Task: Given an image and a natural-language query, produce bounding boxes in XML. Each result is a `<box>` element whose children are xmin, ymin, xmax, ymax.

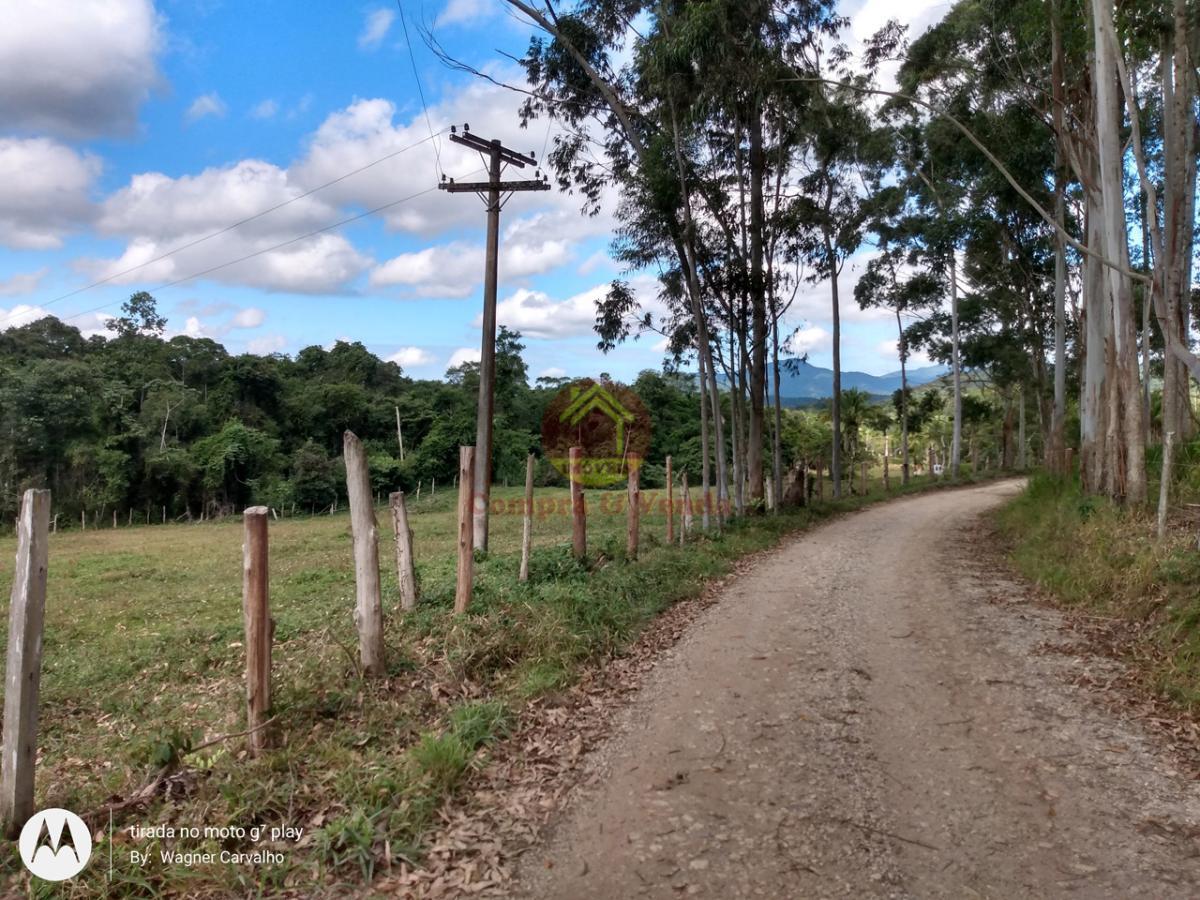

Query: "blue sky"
<box><xmin>0</xmin><ymin>0</ymin><xmax>947</xmax><ymax>382</ymax></box>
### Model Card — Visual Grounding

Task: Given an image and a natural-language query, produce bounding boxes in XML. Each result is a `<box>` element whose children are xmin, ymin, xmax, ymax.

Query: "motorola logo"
<box><xmin>18</xmin><ymin>808</ymin><xmax>92</xmax><ymax>881</ymax></box>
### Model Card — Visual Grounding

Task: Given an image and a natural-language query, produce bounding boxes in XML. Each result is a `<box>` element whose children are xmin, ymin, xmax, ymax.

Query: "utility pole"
<box><xmin>439</xmin><ymin>124</ymin><xmax>549</xmax><ymax>551</ymax></box>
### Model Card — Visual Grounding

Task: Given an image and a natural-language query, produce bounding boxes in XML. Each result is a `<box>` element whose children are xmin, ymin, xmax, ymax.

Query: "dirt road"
<box><xmin>515</xmin><ymin>480</ymin><xmax>1200</xmax><ymax>899</ymax></box>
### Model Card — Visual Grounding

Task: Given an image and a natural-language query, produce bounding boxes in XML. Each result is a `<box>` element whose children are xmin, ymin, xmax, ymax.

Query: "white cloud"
<box><xmin>787</xmin><ymin>325</ymin><xmax>832</xmax><ymax>356</ymax></box>
<box><xmin>89</xmin><ymin>78</ymin><xmax>601</xmax><ymax>294</ymax></box>
<box><xmin>0</xmin><ymin>138</ymin><xmax>99</xmax><ymax>249</ymax></box>
<box><xmin>250</xmin><ymin>99</ymin><xmax>278</xmax><ymax>120</ymax></box>
<box><xmin>0</xmin><ymin>0</ymin><xmax>162</xmax><ymax>137</ymax></box>
<box><xmin>186</xmin><ymin>92</ymin><xmax>227</xmax><ymax>123</ymax></box>
<box><xmin>0</xmin><ymin>304</ymin><xmax>53</xmax><ymax>329</ymax></box>
<box><xmin>876</xmin><ymin>337</ymin><xmax>934</xmax><ymax>369</ymax></box>
<box><xmin>387</xmin><ymin>346</ymin><xmax>435</xmax><ymax>367</ymax></box>
<box><xmin>486</xmin><ymin>285</ymin><xmax>603</xmax><ymax>340</ymax></box>
<box><xmin>436</xmin><ymin>0</ymin><xmax>490</xmax><ymax>28</ymax></box>
<box><xmin>358</xmin><ymin>8</ymin><xmax>395</xmax><ymax>49</ymax></box>
<box><xmin>537</xmin><ymin>366</ymin><xmax>567</xmax><ymax>379</ymax></box>
<box><xmin>370</xmin><ymin>243</ymin><xmax>478</xmax><ymax>296</ymax></box>
<box><xmin>371</xmin><ymin>224</ymin><xmax>571</xmax><ymax>297</ymax></box>
<box><xmin>0</xmin><ymin>268</ymin><xmax>48</xmax><ymax>297</ymax></box>
<box><xmin>231</xmin><ymin>307</ymin><xmax>266</xmax><ymax>328</ymax></box>
<box><xmin>89</xmin><ymin>159</ymin><xmax>369</xmax><ymax>293</ymax></box>
<box><xmin>447</xmin><ymin>347</ymin><xmax>481</xmax><ymax>369</ymax></box>
<box><xmin>247</xmin><ymin>334</ymin><xmax>287</xmax><ymax>355</ymax></box>
<box><xmin>291</xmin><ymin>79</ymin><xmax>613</xmax><ymax>238</ymax></box>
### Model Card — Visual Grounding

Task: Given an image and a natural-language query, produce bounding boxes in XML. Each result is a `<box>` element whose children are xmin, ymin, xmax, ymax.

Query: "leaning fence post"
<box><xmin>680</xmin><ymin>471</ymin><xmax>693</xmax><ymax>542</ymax></box>
<box><xmin>1</xmin><ymin>489</ymin><xmax>50</xmax><ymax>837</ymax></box>
<box><xmin>627</xmin><ymin>464</ymin><xmax>640</xmax><ymax>560</ymax></box>
<box><xmin>570</xmin><ymin>446</ymin><xmax>586</xmax><ymax>560</ymax></box>
<box><xmin>343</xmin><ymin>431</ymin><xmax>385</xmax><ymax>676</ymax></box>
<box><xmin>665</xmin><ymin>455</ymin><xmax>674</xmax><ymax>543</ymax></box>
<box><xmin>242</xmin><ymin>506</ymin><xmax>272</xmax><ymax>756</ymax></box>
<box><xmin>519</xmin><ymin>454</ymin><xmax>534</xmax><ymax>582</ymax></box>
<box><xmin>1157</xmin><ymin>431</ymin><xmax>1175</xmax><ymax>541</ymax></box>
<box><xmin>861</xmin><ymin>461</ymin><xmax>868</xmax><ymax>495</ymax></box>
<box><xmin>389</xmin><ymin>491</ymin><xmax>417</xmax><ymax>611</ymax></box>
<box><xmin>455</xmin><ymin>446</ymin><xmax>475</xmax><ymax>613</ymax></box>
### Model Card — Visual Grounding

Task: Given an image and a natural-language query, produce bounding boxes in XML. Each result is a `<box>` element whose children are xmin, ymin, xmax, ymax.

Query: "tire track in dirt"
<box><xmin>514</xmin><ymin>480</ymin><xmax>1200</xmax><ymax>899</ymax></box>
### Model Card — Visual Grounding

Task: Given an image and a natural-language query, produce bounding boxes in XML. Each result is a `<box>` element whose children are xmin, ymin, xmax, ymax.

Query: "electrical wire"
<box><xmin>1</xmin><ymin>129</ymin><xmax>448</xmax><ymax>329</ymax></box>
<box><xmin>60</xmin><ymin>166</ymin><xmax>487</xmax><ymax>328</ymax></box>
<box><xmin>397</xmin><ymin>0</ymin><xmax>443</xmax><ymax>178</ymax></box>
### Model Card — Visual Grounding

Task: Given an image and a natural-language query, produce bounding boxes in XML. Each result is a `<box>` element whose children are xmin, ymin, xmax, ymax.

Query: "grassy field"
<box><xmin>997</xmin><ymin>471</ymin><xmax>1200</xmax><ymax>715</ymax></box>
<box><xmin>0</xmin><ymin>471</ymin><xmax>985</xmax><ymax>897</ymax></box>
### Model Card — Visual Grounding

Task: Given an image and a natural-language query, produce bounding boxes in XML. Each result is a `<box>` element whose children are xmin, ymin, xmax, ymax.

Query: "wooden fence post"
<box><xmin>1065</xmin><ymin>446</ymin><xmax>1074</xmax><ymax>474</ymax></box>
<box><xmin>928</xmin><ymin>446</ymin><xmax>936</xmax><ymax>480</ymax></box>
<box><xmin>242</xmin><ymin>506</ymin><xmax>272</xmax><ymax>756</ymax></box>
<box><xmin>883</xmin><ymin>438</ymin><xmax>891</xmax><ymax>490</ymax></box>
<box><xmin>860</xmin><ymin>461</ymin><xmax>868</xmax><ymax>495</ymax></box>
<box><xmin>519</xmin><ymin>454</ymin><xmax>534</xmax><ymax>581</ymax></box>
<box><xmin>455</xmin><ymin>446</ymin><xmax>475</xmax><ymax>612</ymax></box>
<box><xmin>343</xmin><ymin>431</ymin><xmax>385</xmax><ymax>676</ymax></box>
<box><xmin>1</xmin><ymin>489</ymin><xmax>50</xmax><ymax>837</ymax></box>
<box><xmin>665</xmin><ymin>455</ymin><xmax>674</xmax><ymax>544</ymax></box>
<box><xmin>627</xmin><ymin>464</ymin><xmax>640</xmax><ymax>560</ymax></box>
<box><xmin>389</xmin><ymin>492</ymin><xmax>417</xmax><ymax>611</ymax></box>
<box><xmin>1158</xmin><ymin>432</ymin><xmax>1175</xmax><ymax>541</ymax></box>
<box><xmin>818</xmin><ymin>458</ymin><xmax>825</xmax><ymax>501</ymax></box>
<box><xmin>680</xmin><ymin>471</ymin><xmax>693</xmax><ymax>542</ymax></box>
<box><xmin>569</xmin><ymin>446</ymin><xmax>586</xmax><ymax>561</ymax></box>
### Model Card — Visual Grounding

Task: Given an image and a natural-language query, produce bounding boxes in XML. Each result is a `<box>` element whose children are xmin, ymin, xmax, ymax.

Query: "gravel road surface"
<box><xmin>515</xmin><ymin>480</ymin><xmax>1200</xmax><ymax>899</ymax></box>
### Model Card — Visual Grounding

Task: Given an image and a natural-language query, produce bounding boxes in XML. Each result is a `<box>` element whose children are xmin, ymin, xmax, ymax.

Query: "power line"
<box><xmin>397</xmin><ymin>0</ymin><xmax>443</xmax><ymax>178</ymax></box>
<box><xmin>60</xmin><ymin>166</ymin><xmax>487</xmax><ymax>328</ymax></box>
<box><xmin>3</xmin><ymin>129</ymin><xmax>448</xmax><ymax>329</ymax></box>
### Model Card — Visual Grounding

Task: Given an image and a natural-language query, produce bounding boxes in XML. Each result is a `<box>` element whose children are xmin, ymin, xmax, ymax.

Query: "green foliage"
<box><xmin>998</xmin><ymin>473</ymin><xmax>1200</xmax><ymax>713</ymax></box>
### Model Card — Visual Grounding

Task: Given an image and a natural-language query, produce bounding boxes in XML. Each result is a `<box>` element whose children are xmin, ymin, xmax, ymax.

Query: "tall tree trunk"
<box><xmin>771</xmin><ymin>307</ymin><xmax>784</xmax><ymax>513</ymax></box>
<box><xmin>1093</xmin><ymin>0</ymin><xmax>1147</xmax><ymax>502</ymax></box>
<box><xmin>897</xmin><ymin>308</ymin><xmax>910</xmax><ymax>484</ymax></box>
<box><xmin>747</xmin><ymin>107</ymin><xmax>767</xmax><ymax>510</ymax></box>
<box><xmin>826</xmin><ymin>226</ymin><xmax>842</xmax><ymax>498</ymax></box>
<box><xmin>1141</xmin><ymin>192</ymin><xmax>1153</xmax><ymax>447</ymax></box>
<box><xmin>698</xmin><ymin>342</ymin><xmax>711</xmax><ymax>530</ymax></box>
<box><xmin>1161</xmin><ymin>8</ymin><xmax>1197</xmax><ymax>443</ymax></box>
<box><xmin>1049</xmin><ymin>0</ymin><xmax>1069</xmax><ymax>472</ymax></box>
<box><xmin>950</xmin><ymin>252</ymin><xmax>963</xmax><ymax>479</ymax></box>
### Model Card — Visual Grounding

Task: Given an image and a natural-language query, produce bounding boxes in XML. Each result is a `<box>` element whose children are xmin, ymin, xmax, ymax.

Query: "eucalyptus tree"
<box><xmin>789</xmin><ymin>72</ymin><xmax>887</xmax><ymax>498</ymax></box>
<box><xmin>898</xmin><ymin>0</ymin><xmax>1154</xmax><ymax>502</ymax></box>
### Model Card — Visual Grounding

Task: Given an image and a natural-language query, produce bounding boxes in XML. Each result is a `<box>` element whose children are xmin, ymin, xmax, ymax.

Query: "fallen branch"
<box><xmin>186</xmin><ymin>715</ymin><xmax>279</xmax><ymax>756</ymax></box>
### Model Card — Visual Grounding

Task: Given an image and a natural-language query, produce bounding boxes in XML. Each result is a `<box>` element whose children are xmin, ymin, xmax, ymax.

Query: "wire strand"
<box><xmin>398</xmin><ymin>0</ymin><xmax>443</xmax><ymax>178</ymax></box>
<box><xmin>60</xmin><ymin>166</ymin><xmax>486</xmax><ymax>328</ymax></box>
<box><xmin>4</xmin><ymin>130</ymin><xmax>448</xmax><ymax>329</ymax></box>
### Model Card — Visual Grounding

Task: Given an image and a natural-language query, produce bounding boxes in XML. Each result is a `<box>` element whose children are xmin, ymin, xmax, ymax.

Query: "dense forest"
<box><xmin>0</xmin><ymin>293</ymin><xmax>740</xmax><ymax>526</ymax></box>
<box><xmin>494</xmin><ymin>0</ymin><xmax>1198</xmax><ymax>515</ymax></box>
<box><xmin>0</xmin><ymin>288</ymin><xmax>1022</xmax><ymax>529</ymax></box>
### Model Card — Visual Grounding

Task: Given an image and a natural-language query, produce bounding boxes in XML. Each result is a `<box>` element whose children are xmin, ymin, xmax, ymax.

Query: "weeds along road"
<box><xmin>515</xmin><ymin>480</ymin><xmax>1200</xmax><ymax>899</ymax></box>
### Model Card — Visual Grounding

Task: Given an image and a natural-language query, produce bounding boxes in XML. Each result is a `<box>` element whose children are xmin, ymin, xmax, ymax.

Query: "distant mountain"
<box><xmin>759</xmin><ymin>359</ymin><xmax>949</xmax><ymax>405</ymax></box>
<box><xmin>707</xmin><ymin>359</ymin><xmax>949</xmax><ymax>406</ymax></box>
